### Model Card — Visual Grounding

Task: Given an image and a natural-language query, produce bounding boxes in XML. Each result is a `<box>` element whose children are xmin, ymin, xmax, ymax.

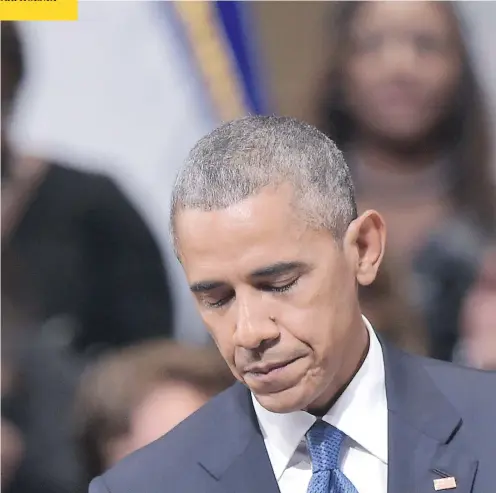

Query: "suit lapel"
<box><xmin>217</xmin><ymin>432</ymin><xmax>280</xmax><ymax>493</ymax></box>
<box><xmin>196</xmin><ymin>382</ymin><xmax>280</xmax><ymax>493</ymax></box>
<box><xmin>382</xmin><ymin>341</ymin><xmax>478</xmax><ymax>493</ymax></box>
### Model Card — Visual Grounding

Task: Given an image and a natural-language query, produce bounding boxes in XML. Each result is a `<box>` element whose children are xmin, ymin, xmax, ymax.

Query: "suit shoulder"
<box><xmin>420</xmin><ymin>355</ymin><xmax>496</xmax><ymax>418</ymax></box>
<box><xmin>422</xmin><ymin>355</ymin><xmax>496</xmax><ymax>387</ymax></box>
<box><xmin>98</xmin><ymin>384</ymin><xmax>239</xmax><ymax>492</ymax></box>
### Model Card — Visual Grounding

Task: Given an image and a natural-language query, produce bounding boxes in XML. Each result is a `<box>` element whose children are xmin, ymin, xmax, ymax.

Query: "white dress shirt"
<box><xmin>252</xmin><ymin>316</ymin><xmax>388</xmax><ymax>493</ymax></box>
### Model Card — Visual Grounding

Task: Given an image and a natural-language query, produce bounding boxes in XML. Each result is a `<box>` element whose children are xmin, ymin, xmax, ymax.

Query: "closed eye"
<box><xmin>199</xmin><ymin>288</ymin><xmax>234</xmax><ymax>309</ymax></box>
<box><xmin>201</xmin><ymin>278</ymin><xmax>300</xmax><ymax>309</ymax></box>
<box><xmin>205</xmin><ymin>296</ymin><xmax>233</xmax><ymax>308</ymax></box>
<box><xmin>260</xmin><ymin>277</ymin><xmax>300</xmax><ymax>293</ymax></box>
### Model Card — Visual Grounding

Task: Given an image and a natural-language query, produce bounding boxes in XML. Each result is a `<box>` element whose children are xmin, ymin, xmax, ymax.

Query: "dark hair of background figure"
<box><xmin>1</xmin><ymin>21</ymin><xmax>24</xmax><ymax>109</ymax></box>
<box><xmin>2</xmin><ymin>21</ymin><xmax>24</xmax><ymax>181</ymax></box>
<box><xmin>316</xmin><ymin>1</ymin><xmax>495</xmax><ymax>233</ymax></box>
<box><xmin>1</xmin><ymin>22</ymin><xmax>37</xmax><ymax>315</ymax></box>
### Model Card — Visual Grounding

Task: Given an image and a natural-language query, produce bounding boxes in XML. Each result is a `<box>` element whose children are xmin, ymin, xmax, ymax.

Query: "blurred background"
<box><xmin>1</xmin><ymin>2</ymin><xmax>495</xmax><ymax>492</ymax></box>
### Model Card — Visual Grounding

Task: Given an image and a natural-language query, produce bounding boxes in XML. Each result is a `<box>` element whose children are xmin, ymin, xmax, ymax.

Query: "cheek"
<box><xmin>278</xmin><ymin>273</ymin><xmax>356</xmax><ymax>353</ymax></box>
<box><xmin>424</xmin><ymin>60</ymin><xmax>460</xmax><ymax>105</ymax></box>
<box><xmin>204</xmin><ymin>317</ymin><xmax>239</xmax><ymax>371</ymax></box>
<box><xmin>343</xmin><ymin>61</ymin><xmax>377</xmax><ymax>103</ymax></box>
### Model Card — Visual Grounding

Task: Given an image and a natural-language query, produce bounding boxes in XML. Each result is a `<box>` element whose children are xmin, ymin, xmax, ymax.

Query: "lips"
<box><xmin>245</xmin><ymin>357</ymin><xmax>301</xmax><ymax>376</ymax></box>
<box><xmin>243</xmin><ymin>356</ymin><xmax>306</xmax><ymax>394</ymax></box>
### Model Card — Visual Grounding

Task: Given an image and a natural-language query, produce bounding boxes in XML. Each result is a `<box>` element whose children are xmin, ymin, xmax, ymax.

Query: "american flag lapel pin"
<box><xmin>433</xmin><ymin>476</ymin><xmax>457</xmax><ymax>491</ymax></box>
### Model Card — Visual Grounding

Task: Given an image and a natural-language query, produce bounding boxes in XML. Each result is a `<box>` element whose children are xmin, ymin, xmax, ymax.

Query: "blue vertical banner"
<box><xmin>213</xmin><ymin>1</ymin><xmax>267</xmax><ymax>115</ymax></box>
<box><xmin>172</xmin><ymin>0</ymin><xmax>268</xmax><ymax>121</ymax></box>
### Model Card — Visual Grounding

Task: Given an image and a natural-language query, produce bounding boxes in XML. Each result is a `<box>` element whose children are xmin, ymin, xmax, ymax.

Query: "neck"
<box><xmin>307</xmin><ymin>316</ymin><xmax>369</xmax><ymax>416</ymax></box>
<box><xmin>352</xmin><ymin>137</ymin><xmax>442</xmax><ymax>175</ymax></box>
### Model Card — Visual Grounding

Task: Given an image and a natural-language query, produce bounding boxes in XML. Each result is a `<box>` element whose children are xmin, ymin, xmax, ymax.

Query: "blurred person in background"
<box><xmin>1</xmin><ymin>414</ymin><xmax>24</xmax><ymax>489</ymax></box>
<box><xmin>317</xmin><ymin>1</ymin><xmax>495</xmax><ymax>360</ymax></box>
<box><xmin>458</xmin><ymin>242</ymin><xmax>496</xmax><ymax>370</ymax></box>
<box><xmin>1</xmin><ymin>359</ymin><xmax>24</xmax><ymax>490</ymax></box>
<box><xmin>1</xmin><ymin>21</ymin><xmax>174</xmax><ymax>355</ymax></box>
<box><xmin>74</xmin><ymin>340</ymin><xmax>233</xmax><ymax>483</ymax></box>
<box><xmin>1</xmin><ymin>278</ymin><xmax>86</xmax><ymax>493</ymax></box>
<box><xmin>358</xmin><ymin>260</ymin><xmax>427</xmax><ymax>356</ymax></box>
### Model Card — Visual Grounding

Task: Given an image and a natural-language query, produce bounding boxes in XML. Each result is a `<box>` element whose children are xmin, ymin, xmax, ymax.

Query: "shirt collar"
<box><xmin>252</xmin><ymin>316</ymin><xmax>388</xmax><ymax>480</ymax></box>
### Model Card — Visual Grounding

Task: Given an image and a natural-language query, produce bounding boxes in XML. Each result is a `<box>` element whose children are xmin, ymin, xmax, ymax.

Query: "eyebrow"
<box><xmin>250</xmin><ymin>261</ymin><xmax>307</xmax><ymax>279</ymax></box>
<box><xmin>190</xmin><ymin>280</ymin><xmax>224</xmax><ymax>294</ymax></box>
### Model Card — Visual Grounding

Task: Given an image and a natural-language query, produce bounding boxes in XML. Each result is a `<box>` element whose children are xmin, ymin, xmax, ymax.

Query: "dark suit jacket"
<box><xmin>89</xmin><ymin>341</ymin><xmax>496</xmax><ymax>493</ymax></box>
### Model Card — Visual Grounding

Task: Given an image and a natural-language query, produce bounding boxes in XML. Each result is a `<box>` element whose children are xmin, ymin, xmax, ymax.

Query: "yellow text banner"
<box><xmin>0</xmin><ymin>0</ymin><xmax>77</xmax><ymax>21</ymax></box>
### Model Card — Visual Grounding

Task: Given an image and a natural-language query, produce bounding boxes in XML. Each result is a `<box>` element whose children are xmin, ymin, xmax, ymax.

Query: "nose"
<box><xmin>382</xmin><ymin>39</ymin><xmax>417</xmax><ymax>76</ymax></box>
<box><xmin>233</xmin><ymin>293</ymin><xmax>280</xmax><ymax>350</ymax></box>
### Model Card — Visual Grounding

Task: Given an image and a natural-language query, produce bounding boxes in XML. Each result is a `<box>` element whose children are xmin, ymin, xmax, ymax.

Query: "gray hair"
<box><xmin>170</xmin><ymin>116</ymin><xmax>357</xmax><ymax>249</ymax></box>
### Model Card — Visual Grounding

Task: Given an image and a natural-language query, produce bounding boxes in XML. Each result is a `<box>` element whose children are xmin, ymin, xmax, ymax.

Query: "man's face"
<box><xmin>175</xmin><ymin>184</ymin><xmax>368</xmax><ymax>413</ymax></box>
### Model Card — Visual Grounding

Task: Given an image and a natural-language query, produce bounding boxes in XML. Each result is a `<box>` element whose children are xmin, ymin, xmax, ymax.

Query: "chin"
<box><xmin>374</xmin><ymin>120</ymin><xmax>436</xmax><ymax>149</ymax></box>
<box><xmin>253</xmin><ymin>385</ymin><xmax>313</xmax><ymax>414</ymax></box>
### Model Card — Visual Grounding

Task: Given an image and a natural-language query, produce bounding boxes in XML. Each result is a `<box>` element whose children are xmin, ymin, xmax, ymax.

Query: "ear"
<box><xmin>343</xmin><ymin>210</ymin><xmax>386</xmax><ymax>286</ymax></box>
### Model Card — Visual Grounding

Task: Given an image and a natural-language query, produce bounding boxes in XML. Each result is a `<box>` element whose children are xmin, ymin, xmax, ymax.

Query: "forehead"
<box><xmin>352</xmin><ymin>2</ymin><xmax>454</xmax><ymax>37</ymax></box>
<box><xmin>175</xmin><ymin>185</ymin><xmax>333</xmax><ymax>280</ymax></box>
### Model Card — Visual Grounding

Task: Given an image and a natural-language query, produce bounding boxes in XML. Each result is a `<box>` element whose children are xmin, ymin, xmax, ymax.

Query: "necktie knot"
<box><xmin>305</xmin><ymin>420</ymin><xmax>345</xmax><ymax>473</ymax></box>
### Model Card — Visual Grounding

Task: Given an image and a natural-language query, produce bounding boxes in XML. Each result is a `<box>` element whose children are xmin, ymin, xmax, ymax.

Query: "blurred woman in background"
<box><xmin>317</xmin><ymin>1</ymin><xmax>495</xmax><ymax>360</ymax></box>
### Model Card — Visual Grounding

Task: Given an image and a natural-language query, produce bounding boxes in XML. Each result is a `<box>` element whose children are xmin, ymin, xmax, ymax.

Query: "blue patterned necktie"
<box><xmin>305</xmin><ymin>420</ymin><xmax>359</xmax><ymax>493</ymax></box>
